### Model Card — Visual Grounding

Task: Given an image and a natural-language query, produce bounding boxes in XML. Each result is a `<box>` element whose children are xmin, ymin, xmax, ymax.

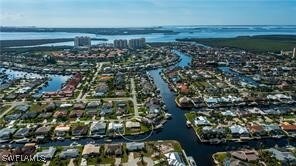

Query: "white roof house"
<box><xmin>194</xmin><ymin>116</ymin><xmax>211</xmax><ymax>126</ymax></box>
<box><xmin>229</xmin><ymin>125</ymin><xmax>249</xmax><ymax>134</ymax></box>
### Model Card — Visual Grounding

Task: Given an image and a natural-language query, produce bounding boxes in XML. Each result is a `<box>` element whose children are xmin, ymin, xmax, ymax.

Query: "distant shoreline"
<box><xmin>0</xmin><ymin>38</ymin><xmax>107</xmax><ymax>48</ymax></box>
<box><xmin>177</xmin><ymin>35</ymin><xmax>296</xmax><ymax>52</ymax></box>
<box><xmin>0</xmin><ymin>27</ymin><xmax>178</xmax><ymax>35</ymax></box>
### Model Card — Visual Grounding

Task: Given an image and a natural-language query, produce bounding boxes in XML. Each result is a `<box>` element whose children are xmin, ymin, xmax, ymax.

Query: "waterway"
<box><xmin>0</xmin><ymin>68</ymin><xmax>70</xmax><ymax>94</ymax></box>
<box><xmin>218</xmin><ymin>66</ymin><xmax>259</xmax><ymax>86</ymax></box>
<box><xmin>7</xmin><ymin>51</ymin><xmax>295</xmax><ymax>166</ymax></box>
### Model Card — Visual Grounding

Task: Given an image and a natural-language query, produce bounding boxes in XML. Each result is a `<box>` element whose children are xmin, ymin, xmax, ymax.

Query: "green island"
<box><xmin>177</xmin><ymin>35</ymin><xmax>296</xmax><ymax>52</ymax></box>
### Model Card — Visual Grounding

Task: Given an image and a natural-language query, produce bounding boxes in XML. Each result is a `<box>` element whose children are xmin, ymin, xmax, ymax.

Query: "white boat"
<box><xmin>186</xmin><ymin>121</ymin><xmax>192</xmax><ymax>128</ymax></box>
<box><xmin>188</xmin><ymin>156</ymin><xmax>197</xmax><ymax>166</ymax></box>
<box><xmin>14</xmin><ymin>138</ymin><xmax>30</xmax><ymax>143</ymax></box>
<box><xmin>104</xmin><ymin>139</ymin><xmax>112</xmax><ymax>143</ymax></box>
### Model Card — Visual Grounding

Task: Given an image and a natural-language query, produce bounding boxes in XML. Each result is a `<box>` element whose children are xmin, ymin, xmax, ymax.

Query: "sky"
<box><xmin>0</xmin><ymin>0</ymin><xmax>296</xmax><ymax>27</ymax></box>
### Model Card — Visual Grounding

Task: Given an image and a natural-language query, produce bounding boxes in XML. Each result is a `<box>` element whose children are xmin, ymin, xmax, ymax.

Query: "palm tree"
<box><xmin>140</xmin><ymin>152</ymin><xmax>145</xmax><ymax>164</ymax></box>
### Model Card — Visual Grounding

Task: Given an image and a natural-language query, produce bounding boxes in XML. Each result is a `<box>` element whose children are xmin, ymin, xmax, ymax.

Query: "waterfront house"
<box><xmin>126</xmin><ymin>121</ymin><xmax>141</xmax><ymax>131</ymax></box>
<box><xmin>280</xmin><ymin>122</ymin><xmax>296</xmax><ymax>135</ymax></box>
<box><xmin>108</xmin><ymin>122</ymin><xmax>124</xmax><ymax>133</ymax></box>
<box><xmin>54</xmin><ymin>125</ymin><xmax>70</xmax><ymax>137</ymax></box>
<box><xmin>194</xmin><ymin>116</ymin><xmax>211</xmax><ymax>126</ymax></box>
<box><xmin>0</xmin><ymin>128</ymin><xmax>16</xmax><ymax>140</ymax></box>
<box><xmin>126</xmin><ymin>142</ymin><xmax>145</xmax><ymax>151</ymax></box>
<box><xmin>164</xmin><ymin>152</ymin><xmax>186</xmax><ymax>166</ymax></box>
<box><xmin>34</xmin><ymin>147</ymin><xmax>56</xmax><ymax>160</ymax></box>
<box><xmin>59</xmin><ymin>148</ymin><xmax>79</xmax><ymax>159</ymax></box>
<box><xmin>247</xmin><ymin>124</ymin><xmax>266</xmax><ymax>137</ymax></box>
<box><xmin>105</xmin><ymin>144</ymin><xmax>123</xmax><ymax>156</ymax></box>
<box><xmin>201</xmin><ymin>126</ymin><xmax>226</xmax><ymax>140</ymax></box>
<box><xmin>90</xmin><ymin>122</ymin><xmax>106</xmax><ymax>135</ymax></box>
<box><xmin>229</xmin><ymin>125</ymin><xmax>249</xmax><ymax>137</ymax></box>
<box><xmin>263</xmin><ymin>124</ymin><xmax>284</xmax><ymax>136</ymax></box>
<box><xmin>71</xmin><ymin>125</ymin><xmax>88</xmax><ymax>136</ymax></box>
<box><xmin>14</xmin><ymin>127</ymin><xmax>31</xmax><ymax>138</ymax></box>
<box><xmin>230</xmin><ymin>150</ymin><xmax>259</xmax><ymax>162</ymax></box>
<box><xmin>267</xmin><ymin>148</ymin><xmax>296</xmax><ymax>165</ymax></box>
<box><xmin>177</xmin><ymin>96</ymin><xmax>194</xmax><ymax>108</ymax></box>
<box><xmin>82</xmin><ymin>144</ymin><xmax>100</xmax><ymax>157</ymax></box>
<box><xmin>12</xmin><ymin>143</ymin><xmax>36</xmax><ymax>158</ymax></box>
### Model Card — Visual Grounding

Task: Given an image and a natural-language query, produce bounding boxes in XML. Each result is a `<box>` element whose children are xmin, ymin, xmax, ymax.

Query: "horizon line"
<box><xmin>1</xmin><ymin>24</ymin><xmax>296</xmax><ymax>29</ymax></box>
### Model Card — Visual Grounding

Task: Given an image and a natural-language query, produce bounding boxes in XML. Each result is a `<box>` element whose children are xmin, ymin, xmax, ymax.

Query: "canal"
<box><xmin>7</xmin><ymin>51</ymin><xmax>294</xmax><ymax>165</ymax></box>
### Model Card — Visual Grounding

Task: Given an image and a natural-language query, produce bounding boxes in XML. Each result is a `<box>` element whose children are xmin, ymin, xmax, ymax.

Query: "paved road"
<box><xmin>130</xmin><ymin>78</ymin><xmax>139</xmax><ymax>117</ymax></box>
<box><xmin>0</xmin><ymin>105</ymin><xmax>15</xmax><ymax>119</ymax></box>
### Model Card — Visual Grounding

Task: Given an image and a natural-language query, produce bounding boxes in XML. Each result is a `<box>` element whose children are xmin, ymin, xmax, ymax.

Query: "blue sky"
<box><xmin>1</xmin><ymin>0</ymin><xmax>295</xmax><ymax>27</ymax></box>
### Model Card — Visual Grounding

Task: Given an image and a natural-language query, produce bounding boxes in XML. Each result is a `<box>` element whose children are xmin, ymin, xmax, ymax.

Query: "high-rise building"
<box><xmin>113</xmin><ymin>39</ymin><xmax>128</xmax><ymax>49</ymax></box>
<box><xmin>128</xmin><ymin>38</ymin><xmax>146</xmax><ymax>49</ymax></box>
<box><xmin>74</xmin><ymin>36</ymin><xmax>91</xmax><ymax>48</ymax></box>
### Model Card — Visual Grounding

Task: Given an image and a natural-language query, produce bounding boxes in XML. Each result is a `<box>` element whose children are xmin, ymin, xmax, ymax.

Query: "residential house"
<box><xmin>86</xmin><ymin>101</ymin><xmax>101</xmax><ymax>109</ymax></box>
<box><xmin>14</xmin><ymin>104</ymin><xmax>30</xmax><ymax>112</ymax></box>
<box><xmin>108</xmin><ymin>122</ymin><xmax>124</xmax><ymax>133</ymax></box>
<box><xmin>69</xmin><ymin>110</ymin><xmax>84</xmax><ymax>118</ymax></box>
<box><xmin>230</xmin><ymin>150</ymin><xmax>259</xmax><ymax>162</ymax></box>
<box><xmin>126</xmin><ymin>121</ymin><xmax>141</xmax><ymax>131</ymax></box>
<box><xmin>0</xmin><ymin>128</ymin><xmax>16</xmax><ymax>140</ymax></box>
<box><xmin>164</xmin><ymin>152</ymin><xmax>186</xmax><ymax>166</ymax></box>
<box><xmin>54</xmin><ymin>125</ymin><xmax>70</xmax><ymax>137</ymax></box>
<box><xmin>34</xmin><ymin>147</ymin><xmax>56</xmax><ymax>160</ymax></box>
<box><xmin>247</xmin><ymin>124</ymin><xmax>266</xmax><ymax>137</ymax></box>
<box><xmin>100</xmin><ymin>102</ymin><xmax>113</xmax><ymax>115</ymax></box>
<box><xmin>126</xmin><ymin>142</ymin><xmax>145</xmax><ymax>151</ymax></box>
<box><xmin>44</xmin><ymin>102</ymin><xmax>56</xmax><ymax>112</ymax></box>
<box><xmin>4</xmin><ymin>113</ymin><xmax>22</xmax><ymax>121</ymax></box>
<box><xmin>221</xmin><ymin>110</ymin><xmax>236</xmax><ymax>117</ymax></box>
<box><xmin>201</xmin><ymin>126</ymin><xmax>226</xmax><ymax>140</ymax></box>
<box><xmin>229</xmin><ymin>125</ymin><xmax>249</xmax><ymax>137</ymax></box>
<box><xmin>267</xmin><ymin>148</ymin><xmax>296</xmax><ymax>165</ymax></box>
<box><xmin>21</xmin><ymin>112</ymin><xmax>37</xmax><ymax>120</ymax></box>
<box><xmin>82</xmin><ymin>144</ymin><xmax>100</xmax><ymax>157</ymax></box>
<box><xmin>53</xmin><ymin>110</ymin><xmax>68</xmax><ymax>118</ymax></box>
<box><xmin>105</xmin><ymin>144</ymin><xmax>123</xmax><ymax>156</ymax></box>
<box><xmin>194</xmin><ymin>116</ymin><xmax>211</xmax><ymax>126</ymax></box>
<box><xmin>263</xmin><ymin>124</ymin><xmax>284</xmax><ymax>136</ymax></box>
<box><xmin>14</xmin><ymin>128</ymin><xmax>31</xmax><ymax>138</ymax></box>
<box><xmin>281</xmin><ymin>122</ymin><xmax>296</xmax><ymax>134</ymax></box>
<box><xmin>90</xmin><ymin>122</ymin><xmax>106</xmax><ymax>135</ymax></box>
<box><xmin>37</xmin><ymin>112</ymin><xmax>52</xmax><ymax>119</ymax></box>
<box><xmin>71</xmin><ymin>125</ymin><xmax>88</xmax><ymax>136</ymax></box>
<box><xmin>73</xmin><ymin>103</ymin><xmax>86</xmax><ymax>110</ymax></box>
<box><xmin>35</xmin><ymin>126</ymin><xmax>51</xmax><ymax>137</ymax></box>
<box><xmin>12</xmin><ymin>143</ymin><xmax>36</xmax><ymax>159</ymax></box>
<box><xmin>59</xmin><ymin>148</ymin><xmax>79</xmax><ymax>159</ymax></box>
<box><xmin>94</xmin><ymin>82</ymin><xmax>109</xmax><ymax>97</ymax></box>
